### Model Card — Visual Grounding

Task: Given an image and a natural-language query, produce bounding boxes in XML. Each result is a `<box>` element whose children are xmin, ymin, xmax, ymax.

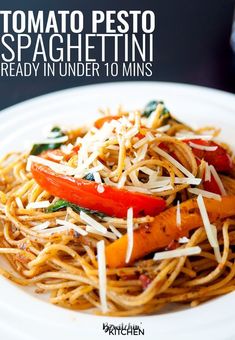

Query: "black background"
<box><xmin>0</xmin><ymin>0</ymin><xmax>235</xmax><ymax>110</ymax></box>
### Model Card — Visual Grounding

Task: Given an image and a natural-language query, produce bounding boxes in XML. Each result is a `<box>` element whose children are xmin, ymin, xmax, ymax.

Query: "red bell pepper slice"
<box><xmin>31</xmin><ymin>163</ymin><xmax>166</xmax><ymax>218</ymax></box>
<box><xmin>184</xmin><ymin>139</ymin><xmax>232</xmax><ymax>172</ymax></box>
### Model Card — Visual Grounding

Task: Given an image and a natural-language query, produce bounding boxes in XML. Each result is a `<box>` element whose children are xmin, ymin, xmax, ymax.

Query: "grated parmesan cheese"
<box><xmin>46</xmin><ymin>152</ymin><xmax>64</xmax><ymax>161</ymax></box>
<box><xmin>61</xmin><ymin>143</ymin><xmax>74</xmax><ymax>155</ymax></box>
<box><xmin>188</xmin><ymin>141</ymin><xmax>218</xmax><ymax>152</ymax></box>
<box><xmin>214</xmin><ymin>246</ymin><xmax>222</xmax><ymax>263</ymax></box>
<box><xmin>79</xmin><ymin>211</ymin><xmax>107</xmax><ymax>234</ymax></box>
<box><xmin>37</xmin><ymin>226</ymin><xmax>71</xmax><ymax>234</ymax></box>
<box><xmin>15</xmin><ymin>197</ymin><xmax>24</xmax><ymax>209</ymax></box>
<box><xmin>33</xmin><ymin>136</ymin><xmax>68</xmax><ymax>145</ymax></box>
<box><xmin>188</xmin><ymin>187</ymin><xmax>221</xmax><ymax>201</ymax></box>
<box><xmin>178</xmin><ymin>236</ymin><xmax>190</xmax><ymax>244</ymax></box>
<box><xmin>205</xmin><ymin>162</ymin><xmax>211</xmax><ymax>182</ymax></box>
<box><xmin>175</xmin><ymin>133</ymin><xmax>213</xmax><ymax>140</ymax></box>
<box><xmin>210</xmin><ymin>224</ymin><xmax>222</xmax><ymax>263</ymax></box>
<box><xmin>106</xmin><ymin>145</ymin><xmax>119</xmax><ymax>151</ymax></box>
<box><xmin>125</xmin><ymin>126</ymin><xmax>139</xmax><ymax>139</ymax></box>
<box><xmin>157</xmin><ymin>124</ymin><xmax>170</xmax><ymax>133</ymax></box>
<box><xmin>146</xmin><ymin>104</ymin><xmax>163</xmax><ymax>129</ymax></box>
<box><xmin>46</xmin><ymin>130</ymin><xmax>62</xmax><ymax>138</ymax></box>
<box><xmin>134</xmin><ymin>143</ymin><xmax>148</xmax><ymax>163</ymax></box>
<box><xmin>153</xmin><ymin>246</ymin><xmax>201</xmax><ymax>261</ymax></box>
<box><xmin>56</xmin><ymin>219</ymin><xmax>88</xmax><ymax>236</ymax></box>
<box><xmin>97</xmin><ymin>240</ymin><xmax>108</xmax><ymax>313</ymax></box>
<box><xmin>151</xmin><ymin>185</ymin><xmax>173</xmax><ymax>193</ymax></box>
<box><xmin>197</xmin><ymin>195</ymin><xmax>217</xmax><ymax>247</ymax></box>
<box><xmin>176</xmin><ymin>200</ymin><xmax>181</xmax><ymax>227</ymax></box>
<box><xmin>31</xmin><ymin>221</ymin><xmax>50</xmax><ymax>231</ymax></box>
<box><xmin>145</xmin><ymin>131</ymin><xmax>155</xmax><ymax>141</ymax></box>
<box><xmin>128</xmin><ymin>170</ymin><xmax>142</xmax><ymax>188</ymax></box>
<box><xmin>109</xmin><ymin>225</ymin><xmax>122</xmax><ymax>238</ymax></box>
<box><xmin>76</xmin><ymin>151</ymin><xmax>100</xmax><ymax>177</ymax></box>
<box><xmin>123</xmin><ymin>175</ymin><xmax>201</xmax><ymax>193</ymax></box>
<box><xmin>85</xmin><ymin>226</ymin><xmax>116</xmax><ymax>240</ymax></box>
<box><xmin>26</xmin><ymin>201</ymin><xmax>51</xmax><ymax>209</ymax></box>
<box><xmin>27</xmin><ymin>155</ymin><xmax>76</xmax><ymax>176</ymax></box>
<box><xmin>117</xmin><ymin>174</ymin><xmax>127</xmax><ymax>189</ymax></box>
<box><xmin>93</xmin><ymin>172</ymin><xmax>102</xmax><ymax>184</ymax></box>
<box><xmin>125</xmin><ymin>207</ymin><xmax>134</xmax><ymax>264</ymax></box>
<box><xmin>124</xmin><ymin>186</ymin><xmax>151</xmax><ymax>194</ymax></box>
<box><xmin>133</xmin><ymin>136</ymin><xmax>149</xmax><ymax>149</ymax></box>
<box><xmin>139</xmin><ymin>166</ymin><xmax>158</xmax><ymax>176</ymax></box>
<box><xmin>147</xmin><ymin>179</ymin><xmax>172</xmax><ymax>188</ymax></box>
<box><xmin>153</xmin><ymin>176</ymin><xmax>201</xmax><ymax>185</ymax></box>
<box><xmin>197</xmin><ymin>195</ymin><xmax>221</xmax><ymax>262</ymax></box>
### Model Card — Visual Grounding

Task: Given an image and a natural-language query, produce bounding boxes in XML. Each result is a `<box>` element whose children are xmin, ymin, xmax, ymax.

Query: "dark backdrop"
<box><xmin>0</xmin><ymin>0</ymin><xmax>235</xmax><ymax>110</ymax></box>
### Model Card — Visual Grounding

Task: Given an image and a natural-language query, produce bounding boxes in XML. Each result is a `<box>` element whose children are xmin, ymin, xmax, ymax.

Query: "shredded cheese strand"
<box><xmin>188</xmin><ymin>188</ymin><xmax>221</xmax><ymax>201</ymax></box>
<box><xmin>188</xmin><ymin>141</ymin><xmax>218</xmax><ymax>151</ymax></box>
<box><xmin>153</xmin><ymin>146</ymin><xmax>195</xmax><ymax>178</ymax></box>
<box><xmin>176</xmin><ymin>200</ymin><xmax>181</xmax><ymax>227</ymax></box>
<box><xmin>80</xmin><ymin>211</ymin><xmax>107</xmax><ymax>234</ymax></box>
<box><xmin>153</xmin><ymin>246</ymin><xmax>201</xmax><ymax>261</ymax></box>
<box><xmin>125</xmin><ymin>207</ymin><xmax>134</xmax><ymax>263</ymax></box>
<box><xmin>97</xmin><ymin>240</ymin><xmax>108</xmax><ymax>313</ymax></box>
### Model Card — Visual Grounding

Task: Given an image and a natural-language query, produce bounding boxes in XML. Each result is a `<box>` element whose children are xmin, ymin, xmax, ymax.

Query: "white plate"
<box><xmin>0</xmin><ymin>82</ymin><xmax>235</xmax><ymax>340</ymax></box>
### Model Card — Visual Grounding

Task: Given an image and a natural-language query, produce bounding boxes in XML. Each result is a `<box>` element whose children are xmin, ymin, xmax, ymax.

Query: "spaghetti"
<box><xmin>0</xmin><ymin>100</ymin><xmax>235</xmax><ymax>316</ymax></box>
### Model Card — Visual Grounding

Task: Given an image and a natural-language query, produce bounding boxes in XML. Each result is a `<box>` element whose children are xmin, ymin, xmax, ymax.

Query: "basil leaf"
<box><xmin>142</xmin><ymin>100</ymin><xmax>170</xmax><ymax>118</ymax></box>
<box><xmin>47</xmin><ymin>199</ymin><xmax>107</xmax><ymax>219</ymax></box>
<box><xmin>142</xmin><ymin>100</ymin><xmax>183</xmax><ymax>126</ymax></box>
<box><xmin>30</xmin><ymin>126</ymin><xmax>66</xmax><ymax>155</ymax></box>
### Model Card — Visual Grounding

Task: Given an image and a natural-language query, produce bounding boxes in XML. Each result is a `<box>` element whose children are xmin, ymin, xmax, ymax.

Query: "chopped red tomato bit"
<box><xmin>139</xmin><ymin>274</ymin><xmax>152</xmax><ymax>289</ymax></box>
<box><xmin>203</xmin><ymin>172</ymin><xmax>222</xmax><ymax>195</ymax></box>
<box><xmin>184</xmin><ymin>139</ymin><xmax>232</xmax><ymax>172</ymax></box>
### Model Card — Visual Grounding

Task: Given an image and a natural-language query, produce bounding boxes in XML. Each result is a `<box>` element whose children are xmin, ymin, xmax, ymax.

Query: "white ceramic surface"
<box><xmin>0</xmin><ymin>82</ymin><xmax>235</xmax><ymax>340</ymax></box>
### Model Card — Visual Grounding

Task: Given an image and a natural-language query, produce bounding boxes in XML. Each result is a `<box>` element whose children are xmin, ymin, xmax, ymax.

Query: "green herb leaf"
<box><xmin>142</xmin><ymin>100</ymin><xmax>183</xmax><ymax>126</ymax></box>
<box><xmin>142</xmin><ymin>100</ymin><xmax>170</xmax><ymax>119</ymax></box>
<box><xmin>47</xmin><ymin>199</ymin><xmax>107</xmax><ymax>219</ymax></box>
<box><xmin>83</xmin><ymin>173</ymin><xmax>95</xmax><ymax>181</ymax></box>
<box><xmin>83</xmin><ymin>172</ymin><xmax>105</xmax><ymax>183</ymax></box>
<box><xmin>30</xmin><ymin>126</ymin><xmax>66</xmax><ymax>155</ymax></box>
